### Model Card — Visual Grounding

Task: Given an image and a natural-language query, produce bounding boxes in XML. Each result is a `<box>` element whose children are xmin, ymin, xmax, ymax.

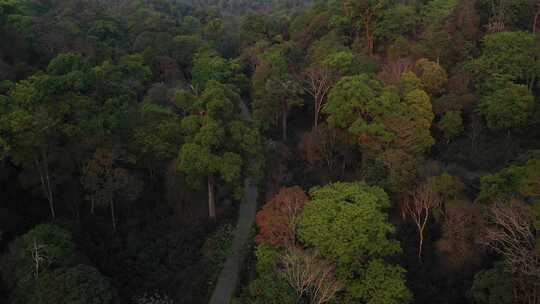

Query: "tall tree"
<box><xmin>177</xmin><ymin>81</ymin><xmax>261</xmax><ymax>219</ymax></box>
<box><xmin>82</xmin><ymin>148</ymin><xmax>142</xmax><ymax>230</ymax></box>
<box><xmin>404</xmin><ymin>182</ymin><xmax>441</xmax><ymax>261</ymax></box>
<box><xmin>324</xmin><ymin>74</ymin><xmax>434</xmax><ymax>157</ymax></box>
<box><xmin>298</xmin><ymin>182</ymin><xmax>411</xmax><ymax>303</ymax></box>
<box><xmin>479</xmin><ymin>80</ymin><xmax>534</xmax><ymax>132</ymax></box>
<box><xmin>341</xmin><ymin>0</ymin><xmax>388</xmax><ymax>55</ymax></box>
<box><xmin>472</xmin><ymin>31</ymin><xmax>539</xmax><ymax>90</ymax></box>
<box><xmin>252</xmin><ymin>47</ymin><xmax>303</xmax><ymax>141</ymax></box>
<box><xmin>482</xmin><ymin>200</ymin><xmax>540</xmax><ymax>303</ymax></box>
<box><xmin>1</xmin><ymin>53</ymin><xmax>92</xmax><ymax>220</ymax></box>
<box><xmin>255</xmin><ymin>186</ymin><xmax>308</xmax><ymax>247</ymax></box>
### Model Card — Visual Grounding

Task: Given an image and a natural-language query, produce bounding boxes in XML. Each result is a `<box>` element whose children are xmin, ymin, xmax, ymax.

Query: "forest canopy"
<box><xmin>1</xmin><ymin>0</ymin><xmax>540</xmax><ymax>303</ymax></box>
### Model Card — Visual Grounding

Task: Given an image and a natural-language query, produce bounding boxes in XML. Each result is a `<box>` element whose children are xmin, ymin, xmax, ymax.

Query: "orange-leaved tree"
<box><xmin>255</xmin><ymin>186</ymin><xmax>308</xmax><ymax>247</ymax></box>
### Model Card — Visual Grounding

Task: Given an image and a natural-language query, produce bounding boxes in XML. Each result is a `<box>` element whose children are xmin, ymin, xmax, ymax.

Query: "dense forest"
<box><xmin>1</xmin><ymin>0</ymin><xmax>540</xmax><ymax>303</ymax></box>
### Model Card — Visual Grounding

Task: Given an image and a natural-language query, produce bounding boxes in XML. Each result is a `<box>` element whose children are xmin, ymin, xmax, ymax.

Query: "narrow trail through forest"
<box><xmin>208</xmin><ymin>102</ymin><xmax>258</xmax><ymax>304</ymax></box>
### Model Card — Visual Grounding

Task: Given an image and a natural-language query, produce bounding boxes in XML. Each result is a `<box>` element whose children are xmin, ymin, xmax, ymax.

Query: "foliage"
<box><xmin>438</xmin><ymin>111</ymin><xmax>464</xmax><ymax>142</ymax></box>
<box><xmin>471</xmin><ymin>264</ymin><xmax>513</xmax><ymax>304</ymax></box>
<box><xmin>479</xmin><ymin>80</ymin><xmax>534</xmax><ymax>131</ymax></box>
<box><xmin>32</xmin><ymin>264</ymin><xmax>114</xmax><ymax>304</ymax></box>
<box><xmin>471</xmin><ymin>31</ymin><xmax>539</xmax><ymax>87</ymax></box>
<box><xmin>477</xmin><ymin>165</ymin><xmax>526</xmax><ymax>203</ymax></box>
<box><xmin>298</xmin><ymin>182</ymin><xmax>410</xmax><ymax>303</ymax></box>
<box><xmin>255</xmin><ymin>186</ymin><xmax>308</xmax><ymax>247</ymax></box>
<box><xmin>247</xmin><ymin>245</ymin><xmax>296</xmax><ymax>304</ymax></box>
<box><xmin>324</xmin><ymin>74</ymin><xmax>434</xmax><ymax>156</ymax></box>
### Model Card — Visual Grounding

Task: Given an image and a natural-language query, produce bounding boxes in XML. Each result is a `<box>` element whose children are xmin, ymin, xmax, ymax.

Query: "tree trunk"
<box><xmin>364</xmin><ymin>15</ymin><xmax>374</xmax><ymax>56</ymax></box>
<box><xmin>534</xmin><ymin>2</ymin><xmax>540</xmax><ymax>35</ymax></box>
<box><xmin>282</xmin><ymin>103</ymin><xmax>288</xmax><ymax>142</ymax></box>
<box><xmin>314</xmin><ymin>105</ymin><xmax>319</xmax><ymax>128</ymax></box>
<box><xmin>110</xmin><ymin>198</ymin><xmax>116</xmax><ymax>231</ymax></box>
<box><xmin>314</xmin><ymin>94</ymin><xmax>322</xmax><ymax>128</ymax></box>
<box><xmin>418</xmin><ymin>228</ymin><xmax>424</xmax><ymax>261</ymax></box>
<box><xmin>35</xmin><ymin>155</ymin><xmax>55</xmax><ymax>220</ymax></box>
<box><xmin>90</xmin><ymin>196</ymin><xmax>95</xmax><ymax>215</ymax></box>
<box><xmin>44</xmin><ymin>168</ymin><xmax>54</xmax><ymax>220</ymax></box>
<box><xmin>208</xmin><ymin>175</ymin><xmax>216</xmax><ymax>219</ymax></box>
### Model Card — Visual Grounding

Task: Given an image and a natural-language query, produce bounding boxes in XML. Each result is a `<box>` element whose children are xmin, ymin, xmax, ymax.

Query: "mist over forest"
<box><xmin>1</xmin><ymin>0</ymin><xmax>540</xmax><ymax>303</ymax></box>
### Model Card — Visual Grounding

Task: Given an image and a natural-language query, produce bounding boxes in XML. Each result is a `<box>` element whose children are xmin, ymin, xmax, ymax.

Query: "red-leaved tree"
<box><xmin>255</xmin><ymin>186</ymin><xmax>308</xmax><ymax>247</ymax></box>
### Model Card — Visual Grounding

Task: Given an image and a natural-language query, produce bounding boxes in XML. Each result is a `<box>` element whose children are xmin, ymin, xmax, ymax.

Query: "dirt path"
<box><xmin>208</xmin><ymin>178</ymin><xmax>257</xmax><ymax>304</ymax></box>
<box><xmin>208</xmin><ymin>102</ymin><xmax>258</xmax><ymax>304</ymax></box>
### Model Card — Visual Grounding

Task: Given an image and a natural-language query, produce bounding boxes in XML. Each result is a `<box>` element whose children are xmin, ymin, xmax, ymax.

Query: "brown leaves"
<box><xmin>255</xmin><ymin>186</ymin><xmax>308</xmax><ymax>247</ymax></box>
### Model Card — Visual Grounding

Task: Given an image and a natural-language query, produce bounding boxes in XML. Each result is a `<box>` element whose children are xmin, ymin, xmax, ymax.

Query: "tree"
<box><xmin>323</xmin><ymin>74</ymin><xmax>391</xmax><ymax>155</ymax></box>
<box><xmin>438</xmin><ymin>111</ymin><xmax>464</xmax><ymax>142</ymax></box>
<box><xmin>472</xmin><ymin>31</ymin><xmax>538</xmax><ymax>89</ymax></box>
<box><xmin>482</xmin><ymin>201</ymin><xmax>540</xmax><ymax>303</ymax></box>
<box><xmin>415</xmin><ymin>58</ymin><xmax>448</xmax><ymax>95</ymax></box>
<box><xmin>1</xmin><ymin>224</ymin><xmax>113</xmax><ymax>304</ymax></box>
<box><xmin>404</xmin><ymin>182</ymin><xmax>441</xmax><ymax>260</ymax></box>
<box><xmin>191</xmin><ymin>51</ymin><xmax>245</xmax><ymax>92</ymax></box>
<box><xmin>519</xmin><ymin>159</ymin><xmax>540</xmax><ymax>197</ymax></box>
<box><xmin>252</xmin><ymin>47</ymin><xmax>303</xmax><ymax>141</ymax></box>
<box><xmin>177</xmin><ymin>81</ymin><xmax>261</xmax><ymax>219</ymax></box>
<box><xmin>1</xmin><ymin>53</ymin><xmax>91</xmax><ymax>220</ymax></box>
<box><xmin>341</xmin><ymin>0</ymin><xmax>388</xmax><ymax>55</ymax></box>
<box><xmin>34</xmin><ymin>264</ymin><xmax>114</xmax><ymax>304</ymax></box>
<box><xmin>255</xmin><ymin>186</ymin><xmax>308</xmax><ymax>247</ymax></box>
<box><xmin>297</xmin><ymin>182</ymin><xmax>411</xmax><ymax>303</ymax></box>
<box><xmin>82</xmin><ymin>148</ymin><xmax>142</xmax><ymax>230</ymax></box>
<box><xmin>297</xmin><ymin>123</ymin><xmax>354</xmax><ymax>176</ymax></box>
<box><xmin>479</xmin><ymin>80</ymin><xmax>534</xmax><ymax>132</ymax></box>
<box><xmin>302</xmin><ymin>65</ymin><xmax>338</xmax><ymax>128</ymax></box>
<box><xmin>132</xmin><ymin>100</ymin><xmax>183</xmax><ymax>179</ymax></box>
<box><xmin>477</xmin><ymin>165</ymin><xmax>526</xmax><ymax>203</ymax></box>
<box><xmin>437</xmin><ymin>200</ymin><xmax>485</xmax><ymax>269</ymax></box>
<box><xmin>247</xmin><ymin>245</ymin><xmax>296</xmax><ymax>304</ymax></box>
<box><xmin>428</xmin><ymin>172</ymin><xmax>465</xmax><ymax>202</ymax></box>
<box><xmin>471</xmin><ymin>263</ymin><xmax>514</xmax><ymax>304</ymax></box>
<box><xmin>324</xmin><ymin>74</ymin><xmax>434</xmax><ymax>157</ymax></box>
<box><xmin>280</xmin><ymin>246</ymin><xmax>343</xmax><ymax>304</ymax></box>
<box><xmin>376</xmin><ymin>4</ymin><xmax>417</xmax><ymax>42</ymax></box>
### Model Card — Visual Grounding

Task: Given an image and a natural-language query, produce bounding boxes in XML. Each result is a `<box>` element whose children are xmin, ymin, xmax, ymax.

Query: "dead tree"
<box><xmin>303</xmin><ymin>66</ymin><xmax>337</xmax><ymax>128</ymax></box>
<box><xmin>483</xmin><ymin>200</ymin><xmax>540</xmax><ymax>304</ymax></box>
<box><xmin>280</xmin><ymin>246</ymin><xmax>343</xmax><ymax>304</ymax></box>
<box><xmin>404</xmin><ymin>183</ymin><xmax>441</xmax><ymax>261</ymax></box>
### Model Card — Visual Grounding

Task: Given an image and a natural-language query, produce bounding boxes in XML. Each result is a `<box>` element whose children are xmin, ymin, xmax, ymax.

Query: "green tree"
<box><xmin>324</xmin><ymin>74</ymin><xmax>434</xmax><ymax>157</ymax></box>
<box><xmin>247</xmin><ymin>245</ymin><xmax>296</xmax><ymax>304</ymax></box>
<box><xmin>438</xmin><ymin>111</ymin><xmax>464</xmax><ymax>142</ymax></box>
<box><xmin>340</xmin><ymin>0</ymin><xmax>388</xmax><ymax>55</ymax></box>
<box><xmin>471</xmin><ymin>264</ymin><xmax>513</xmax><ymax>304</ymax></box>
<box><xmin>298</xmin><ymin>182</ymin><xmax>411</xmax><ymax>304</ymax></box>
<box><xmin>1</xmin><ymin>224</ymin><xmax>114</xmax><ymax>304</ymax></box>
<box><xmin>177</xmin><ymin>81</ymin><xmax>261</xmax><ymax>219</ymax></box>
<box><xmin>472</xmin><ymin>31</ymin><xmax>539</xmax><ymax>89</ymax></box>
<box><xmin>415</xmin><ymin>58</ymin><xmax>448</xmax><ymax>95</ymax></box>
<box><xmin>479</xmin><ymin>81</ymin><xmax>534</xmax><ymax>132</ymax></box>
<box><xmin>191</xmin><ymin>51</ymin><xmax>245</xmax><ymax>92</ymax></box>
<box><xmin>252</xmin><ymin>47</ymin><xmax>303</xmax><ymax>141</ymax></box>
<box><xmin>33</xmin><ymin>265</ymin><xmax>114</xmax><ymax>304</ymax></box>
<box><xmin>477</xmin><ymin>165</ymin><xmax>526</xmax><ymax>203</ymax></box>
<box><xmin>519</xmin><ymin>159</ymin><xmax>540</xmax><ymax>197</ymax></box>
<box><xmin>82</xmin><ymin>148</ymin><xmax>143</xmax><ymax>230</ymax></box>
<box><xmin>1</xmin><ymin>53</ymin><xmax>91</xmax><ymax>220</ymax></box>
